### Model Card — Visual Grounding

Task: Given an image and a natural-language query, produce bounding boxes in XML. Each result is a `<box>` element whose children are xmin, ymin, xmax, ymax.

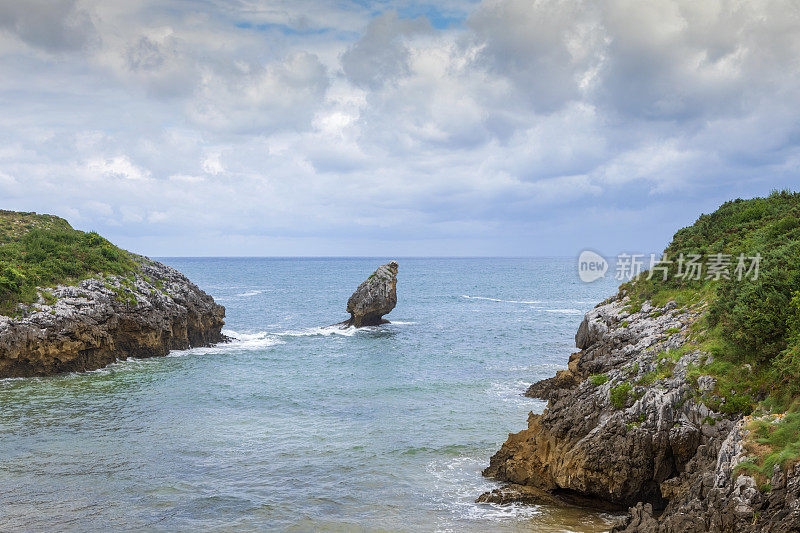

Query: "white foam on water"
<box><xmin>462</xmin><ymin>295</ymin><xmax>543</xmax><ymax>304</ymax></box>
<box><xmin>225</xmin><ymin>329</ymin><xmax>284</xmax><ymax>348</ymax></box>
<box><xmin>276</xmin><ymin>324</ymin><xmax>362</xmax><ymax>337</ymax></box>
<box><xmin>167</xmin><ymin>329</ymin><xmax>284</xmax><ymax>357</ymax></box>
<box><xmin>236</xmin><ymin>289</ymin><xmax>269</xmax><ymax>297</ymax></box>
<box><xmin>544</xmin><ymin>308</ymin><xmax>583</xmax><ymax>314</ymax></box>
<box><xmin>426</xmin><ymin>455</ymin><xmax>543</xmax><ymax>526</ymax></box>
<box><xmin>83</xmin><ymin>356</ymin><xmax>163</xmax><ymax>375</ymax></box>
<box><xmin>388</xmin><ymin>320</ymin><xmax>416</xmax><ymax>325</ymax></box>
<box><xmin>485</xmin><ymin>380</ymin><xmax>539</xmax><ymax>407</ymax></box>
<box><xmin>487</xmin><ymin>362</ymin><xmax>566</xmax><ymax>373</ymax></box>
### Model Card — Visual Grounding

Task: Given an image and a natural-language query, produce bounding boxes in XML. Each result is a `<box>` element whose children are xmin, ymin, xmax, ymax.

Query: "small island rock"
<box><xmin>345</xmin><ymin>261</ymin><xmax>398</xmax><ymax>327</ymax></box>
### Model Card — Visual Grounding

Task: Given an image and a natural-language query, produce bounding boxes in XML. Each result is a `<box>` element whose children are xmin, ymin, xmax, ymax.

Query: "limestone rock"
<box><xmin>484</xmin><ymin>292</ymin><xmax>800</xmax><ymax>531</ymax></box>
<box><xmin>0</xmin><ymin>255</ymin><xmax>225</xmax><ymax>377</ymax></box>
<box><xmin>345</xmin><ymin>261</ymin><xmax>398</xmax><ymax>327</ymax></box>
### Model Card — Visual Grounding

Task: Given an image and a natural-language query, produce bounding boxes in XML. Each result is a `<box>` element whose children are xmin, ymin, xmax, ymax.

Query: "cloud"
<box><xmin>0</xmin><ymin>0</ymin><xmax>799</xmax><ymax>256</ymax></box>
<box><xmin>467</xmin><ymin>0</ymin><xmax>604</xmax><ymax>112</ymax></box>
<box><xmin>595</xmin><ymin>0</ymin><xmax>800</xmax><ymax>121</ymax></box>
<box><xmin>341</xmin><ymin>11</ymin><xmax>433</xmax><ymax>89</ymax></box>
<box><xmin>0</xmin><ymin>0</ymin><xmax>95</xmax><ymax>52</ymax></box>
<box><xmin>87</xmin><ymin>155</ymin><xmax>151</xmax><ymax>181</ymax></box>
<box><xmin>187</xmin><ymin>51</ymin><xmax>329</xmax><ymax>133</ymax></box>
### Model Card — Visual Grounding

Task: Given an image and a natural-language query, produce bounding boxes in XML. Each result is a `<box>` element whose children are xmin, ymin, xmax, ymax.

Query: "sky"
<box><xmin>1</xmin><ymin>0</ymin><xmax>799</xmax><ymax>257</ymax></box>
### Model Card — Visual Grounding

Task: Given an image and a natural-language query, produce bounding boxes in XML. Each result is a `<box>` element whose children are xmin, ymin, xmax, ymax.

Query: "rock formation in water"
<box><xmin>0</xmin><ymin>210</ymin><xmax>226</xmax><ymax>378</ymax></box>
<box><xmin>0</xmin><ymin>256</ymin><xmax>225</xmax><ymax>378</ymax></box>
<box><xmin>480</xmin><ymin>294</ymin><xmax>800</xmax><ymax>532</ymax></box>
<box><xmin>345</xmin><ymin>261</ymin><xmax>398</xmax><ymax>327</ymax></box>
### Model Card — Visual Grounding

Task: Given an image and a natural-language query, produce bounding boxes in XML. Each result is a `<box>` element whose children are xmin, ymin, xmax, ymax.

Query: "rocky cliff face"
<box><xmin>345</xmin><ymin>261</ymin><xmax>398</xmax><ymax>327</ymax></box>
<box><xmin>0</xmin><ymin>256</ymin><xmax>225</xmax><ymax>378</ymax></box>
<box><xmin>482</xmin><ymin>293</ymin><xmax>800</xmax><ymax>532</ymax></box>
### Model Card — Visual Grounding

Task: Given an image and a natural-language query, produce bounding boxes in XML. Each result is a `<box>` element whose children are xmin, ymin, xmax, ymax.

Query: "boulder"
<box><xmin>345</xmin><ymin>261</ymin><xmax>398</xmax><ymax>327</ymax></box>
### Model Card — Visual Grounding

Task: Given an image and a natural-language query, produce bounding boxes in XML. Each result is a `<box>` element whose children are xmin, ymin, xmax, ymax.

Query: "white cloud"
<box><xmin>186</xmin><ymin>51</ymin><xmax>329</xmax><ymax>133</ymax></box>
<box><xmin>0</xmin><ymin>0</ymin><xmax>799</xmax><ymax>255</ymax></box>
<box><xmin>201</xmin><ymin>152</ymin><xmax>224</xmax><ymax>175</ymax></box>
<box><xmin>87</xmin><ymin>155</ymin><xmax>150</xmax><ymax>181</ymax></box>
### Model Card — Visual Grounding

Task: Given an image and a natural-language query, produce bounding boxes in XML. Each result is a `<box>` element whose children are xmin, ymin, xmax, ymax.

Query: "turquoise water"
<box><xmin>0</xmin><ymin>258</ymin><xmax>620</xmax><ymax>532</ymax></box>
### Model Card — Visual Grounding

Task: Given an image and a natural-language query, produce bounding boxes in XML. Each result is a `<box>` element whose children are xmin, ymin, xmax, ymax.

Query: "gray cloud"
<box><xmin>341</xmin><ymin>11</ymin><xmax>433</xmax><ymax>89</ymax></box>
<box><xmin>0</xmin><ymin>0</ymin><xmax>799</xmax><ymax>256</ymax></box>
<box><xmin>467</xmin><ymin>0</ymin><xmax>603</xmax><ymax>113</ymax></box>
<box><xmin>187</xmin><ymin>51</ymin><xmax>329</xmax><ymax>133</ymax></box>
<box><xmin>0</xmin><ymin>0</ymin><xmax>95</xmax><ymax>52</ymax></box>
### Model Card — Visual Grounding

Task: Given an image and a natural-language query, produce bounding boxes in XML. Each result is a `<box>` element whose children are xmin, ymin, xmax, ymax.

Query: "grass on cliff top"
<box><xmin>621</xmin><ymin>189</ymin><xmax>800</xmax><ymax>481</ymax></box>
<box><xmin>0</xmin><ymin>210</ymin><xmax>135</xmax><ymax>315</ymax></box>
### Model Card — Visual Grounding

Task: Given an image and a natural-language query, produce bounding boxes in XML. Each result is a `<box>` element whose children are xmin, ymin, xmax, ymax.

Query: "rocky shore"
<box><xmin>481</xmin><ymin>292</ymin><xmax>800</xmax><ymax>532</ymax></box>
<box><xmin>0</xmin><ymin>256</ymin><xmax>225</xmax><ymax>378</ymax></box>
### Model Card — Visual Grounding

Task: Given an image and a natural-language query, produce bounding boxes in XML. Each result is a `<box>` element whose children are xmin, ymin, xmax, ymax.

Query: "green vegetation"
<box><xmin>622</xmin><ymin>190</ymin><xmax>800</xmax><ymax>478</ymax></box>
<box><xmin>610</xmin><ymin>382</ymin><xmax>632</xmax><ymax>408</ymax></box>
<box><xmin>0</xmin><ymin>210</ymin><xmax>135</xmax><ymax>314</ymax></box>
<box><xmin>736</xmin><ymin>405</ymin><xmax>800</xmax><ymax>485</ymax></box>
<box><xmin>590</xmin><ymin>373</ymin><xmax>609</xmax><ymax>386</ymax></box>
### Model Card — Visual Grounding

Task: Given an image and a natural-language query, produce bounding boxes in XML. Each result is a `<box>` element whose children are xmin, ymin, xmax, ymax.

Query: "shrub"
<box><xmin>0</xmin><ymin>212</ymin><xmax>135</xmax><ymax>314</ymax></box>
<box><xmin>610</xmin><ymin>382</ymin><xmax>632</xmax><ymax>409</ymax></box>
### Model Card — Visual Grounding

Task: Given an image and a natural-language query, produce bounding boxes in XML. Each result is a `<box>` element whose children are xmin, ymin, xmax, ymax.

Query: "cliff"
<box><xmin>0</xmin><ymin>211</ymin><xmax>225</xmax><ymax>377</ymax></box>
<box><xmin>482</xmin><ymin>191</ymin><xmax>800</xmax><ymax>531</ymax></box>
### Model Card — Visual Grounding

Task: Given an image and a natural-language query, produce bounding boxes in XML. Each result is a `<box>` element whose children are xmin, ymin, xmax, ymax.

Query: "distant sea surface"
<box><xmin>0</xmin><ymin>258</ymin><xmax>621</xmax><ymax>532</ymax></box>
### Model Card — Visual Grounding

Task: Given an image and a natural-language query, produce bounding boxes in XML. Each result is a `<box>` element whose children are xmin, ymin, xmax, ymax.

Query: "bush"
<box><xmin>709</xmin><ymin>250</ymin><xmax>800</xmax><ymax>363</ymax></box>
<box><xmin>0</xmin><ymin>212</ymin><xmax>135</xmax><ymax>313</ymax></box>
<box><xmin>610</xmin><ymin>382</ymin><xmax>632</xmax><ymax>409</ymax></box>
<box><xmin>624</xmin><ymin>192</ymin><xmax>800</xmax><ymax>421</ymax></box>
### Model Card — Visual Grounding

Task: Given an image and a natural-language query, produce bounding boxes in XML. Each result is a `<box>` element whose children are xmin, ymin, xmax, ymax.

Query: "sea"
<box><xmin>0</xmin><ymin>258</ymin><xmax>623</xmax><ymax>532</ymax></box>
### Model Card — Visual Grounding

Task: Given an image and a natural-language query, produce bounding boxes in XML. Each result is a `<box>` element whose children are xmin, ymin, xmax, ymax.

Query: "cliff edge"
<box><xmin>0</xmin><ymin>211</ymin><xmax>225</xmax><ymax>377</ymax></box>
<box><xmin>482</xmin><ymin>191</ymin><xmax>800</xmax><ymax>532</ymax></box>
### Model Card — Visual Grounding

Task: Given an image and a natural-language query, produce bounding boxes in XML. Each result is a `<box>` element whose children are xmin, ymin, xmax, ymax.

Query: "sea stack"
<box><xmin>345</xmin><ymin>261</ymin><xmax>398</xmax><ymax>327</ymax></box>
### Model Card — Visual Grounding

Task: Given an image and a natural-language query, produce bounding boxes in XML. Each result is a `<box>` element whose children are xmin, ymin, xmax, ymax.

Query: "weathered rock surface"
<box><xmin>613</xmin><ymin>418</ymin><xmax>800</xmax><ymax>532</ymax></box>
<box><xmin>482</xmin><ymin>293</ymin><xmax>800</xmax><ymax>531</ymax></box>
<box><xmin>0</xmin><ymin>256</ymin><xmax>225</xmax><ymax>378</ymax></box>
<box><xmin>345</xmin><ymin>261</ymin><xmax>398</xmax><ymax>327</ymax></box>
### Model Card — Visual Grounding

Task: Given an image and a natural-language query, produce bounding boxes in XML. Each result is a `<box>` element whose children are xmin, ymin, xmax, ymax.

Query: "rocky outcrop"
<box><xmin>0</xmin><ymin>256</ymin><xmax>225</xmax><ymax>378</ymax></box>
<box><xmin>613</xmin><ymin>418</ymin><xmax>800</xmax><ymax>532</ymax></box>
<box><xmin>345</xmin><ymin>261</ymin><xmax>398</xmax><ymax>327</ymax></box>
<box><xmin>481</xmin><ymin>293</ymin><xmax>800</xmax><ymax>531</ymax></box>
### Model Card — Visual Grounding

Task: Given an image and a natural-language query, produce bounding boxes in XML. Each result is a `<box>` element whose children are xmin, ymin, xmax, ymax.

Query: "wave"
<box><xmin>235</xmin><ymin>289</ymin><xmax>269</xmax><ymax>297</ymax></box>
<box><xmin>223</xmin><ymin>329</ymin><xmax>284</xmax><ymax>347</ymax></box>
<box><xmin>425</xmin><ymin>455</ymin><xmax>543</xmax><ymax>523</ymax></box>
<box><xmin>485</xmin><ymin>380</ymin><xmax>541</xmax><ymax>407</ymax></box>
<box><xmin>167</xmin><ymin>329</ymin><xmax>284</xmax><ymax>357</ymax></box>
<box><xmin>461</xmin><ymin>295</ymin><xmax>542</xmax><ymax>304</ymax></box>
<box><xmin>543</xmin><ymin>308</ymin><xmax>583</xmax><ymax>314</ymax></box>
<box><xmin>275</xmin><ymin>325</ymin><xmax>362</xmax><ymax>337</ymax></box>
<box><xmin>276</xmin><ymin>320</ymin><xmax>413</xmax><ymax>336</ymax></box>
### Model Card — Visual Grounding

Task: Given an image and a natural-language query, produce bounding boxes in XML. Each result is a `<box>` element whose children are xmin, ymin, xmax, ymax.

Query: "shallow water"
<box><xmin>0</xmin><ymin>258</ymin><xmax>621</xmax><ymax>532</ymax></box>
